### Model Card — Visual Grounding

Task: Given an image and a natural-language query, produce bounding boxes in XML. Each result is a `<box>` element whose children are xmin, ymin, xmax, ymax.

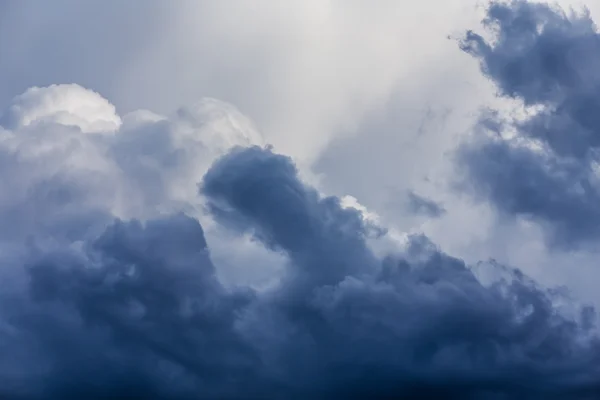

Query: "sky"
<box><xmin>2</xmin><ymin>0</ymin><xmax>600</xmax><ymax>398</ymax></box>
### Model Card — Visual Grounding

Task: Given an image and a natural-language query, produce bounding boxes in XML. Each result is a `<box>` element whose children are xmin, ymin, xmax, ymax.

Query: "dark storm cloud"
<box><xmin>1</xmin><ymin>145</ymin><xmax>599</xmax><ymax>399</ymax></box>
<box><xmin>201</xmin><ymin>145</ymin><xmax>378</xmax><ymax>288</ymax></box>
<box><xmin>458</xmin><ymin>0</ymin><xmax>600</xmax><ymax>248</ymax></box>
<box><xmin>16</xmin><ymin>214</ymin><xmax>260</xmax><ymax>399</ymax></box>
<box><xmin>200</xmin><ymin>146</ymin><xmax>600</xmax><ymax>399</ymax></box>
<box><xmin>2</xmin><ymin>1</ymin><xmax>600</xmax><ymax>398</ymax></box>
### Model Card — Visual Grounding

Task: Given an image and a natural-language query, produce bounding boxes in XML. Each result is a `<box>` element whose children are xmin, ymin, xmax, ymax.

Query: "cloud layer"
<box><xmin>0</xmin><ymin>81</ymin><xmax>596</xmax><ymax>398</ymax></box>
<box><xmin>1</xmin><ymin>1</ymin><xmax>600</xmax><ymax>399</ymax></box>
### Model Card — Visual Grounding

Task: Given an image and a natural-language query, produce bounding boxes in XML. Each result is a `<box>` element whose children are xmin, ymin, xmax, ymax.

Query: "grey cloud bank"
<box><xmin>8</xmin><ymin>143</ymin><xmax>600</xmax><ymax>399</ymax></box>
<box><xmin>0</xmin><ymin>1</ymin><xmax>600</xmax><ymax>399</ymax></box>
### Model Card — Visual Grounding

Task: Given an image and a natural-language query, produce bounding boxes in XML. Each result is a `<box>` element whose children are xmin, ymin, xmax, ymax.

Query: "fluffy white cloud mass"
<box><xmin>2</xmin><ymin>1</ymin><xmax>600</xmax><ymax>399</ymax></box>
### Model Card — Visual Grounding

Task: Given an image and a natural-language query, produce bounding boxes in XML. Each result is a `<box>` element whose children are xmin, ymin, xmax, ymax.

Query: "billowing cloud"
<box><xmin>2</xmin><ymin>1</ymin><xmax>600</xmax><ymax>398</ymax></box>
<box><xmin>200</xmin><ymin>146</ymin><xmax>600</xmax><ymax>398</ymax></box>
<box><xmin>0</xmin><ymin>81</ymin><xmax>598</xmax><ymax>398</ymax></box>
<box><xmin>0</xmin><ymin>84</ymin><xmax>122</xmax><ymax>133</ymax></box>
<box><xmin>458</xmin><ymin>0</ymin><xmax>600</xmax><ymax>248</ymax></box>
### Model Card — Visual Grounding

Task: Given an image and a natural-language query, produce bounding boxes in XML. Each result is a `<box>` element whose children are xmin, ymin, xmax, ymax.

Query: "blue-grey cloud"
<box><xmin>200</xmin><ymin>146</ymin><xmax>600</xmax><ymax>399</ymax></box>
<box><xmin>202</xmin><ymin>146</ymin><xmax>378</xmax><ymax>288</ymax></box>
<box><xmin>405</xmin><ymin>190</ymin><xmax>446</xmax><ymax>218</ymax></box>
<box><xmin>1</xmin><ymin>2</ymin><xmax>600</xmax><ymax>398</ymax></box>
<box><xmin>458</xmin><ymin>0</ymin><xmax>600</xmax><ymax>248</ymax></box>
<box><xmin>0</xmin><ymin>144</ymin><xmax>597</xmax><ymax>399</ymax></box>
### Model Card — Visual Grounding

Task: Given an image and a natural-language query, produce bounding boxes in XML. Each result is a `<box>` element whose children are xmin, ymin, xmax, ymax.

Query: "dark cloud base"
<box><xmin>1</xmin><ymin>144</ymin><xmax>596</xmax><ymax>400</ymax></box>
<box><xmin>2</xmin><ymin>1</ymin><xmax>600</xmax><ymax>399</ymax></box>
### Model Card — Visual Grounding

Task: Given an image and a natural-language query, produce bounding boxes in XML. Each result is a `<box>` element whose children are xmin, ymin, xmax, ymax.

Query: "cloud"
<box><xmin>22</xmin><ymin>214</ymin><xmax>256</xmax><ymax>399</ymax></box>
<box><xmin>0</xmin><ymin>0</ymin><xmax>483</xmax><ymax>164</ymax></box>
<box><xmin>405</xmin><ymin>191</ymin><xmax>446</xmax><ymax>218</ymax></box>
<box><xmin>0</xmin><ymin>84</ymin><xmax>121</xmax><ymax>133</ymax></box>
<box><xmin>200</xmin><ymin>146</ymin><xmax>600</xmax><ymax>399</ymax></box>
<box><xmin>1</xmin><ymin>3</ymin><xmax>600</xmax><ymax>397</ymax></box>
<box><xmin>202</xmin><ymin>146</ymin><xmax>379</xmax><ymax>289</ymax></box>
<box><xmin>457</xmin><ymin>0</ymin><xmax>600</xmax><ymax>248</ymax></box>
<box><xmin>0</xmin><ymin>83</ymin><xmax>273</xmax><ymax>398</ymax></box>
<box><xmin>0</xmin><ymin>82</ymin><xmax>275</xmax><ymax>285</ymax></box>
<box><xmin>0</xmin><ymin>83</ymin><xmax>263</xmax><ymax>219</ymax></box>
<box><xmin>1</xmin><ymin>121</ymin><xmax>597</xmax><ymax>398</ymax></box>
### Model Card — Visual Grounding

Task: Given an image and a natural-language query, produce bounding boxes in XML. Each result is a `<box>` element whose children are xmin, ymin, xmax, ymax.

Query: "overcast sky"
<box><xmin>2</xmin><ymin>1</ymin><xmax>600</xmax><ymax>398</ymax></box>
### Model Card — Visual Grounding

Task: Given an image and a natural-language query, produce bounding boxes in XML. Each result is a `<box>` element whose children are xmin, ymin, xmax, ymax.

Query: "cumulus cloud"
<box><xmin>457</xmin><ymin>0</ymin><xmax>600</xmax><ymax>248</ymax></box>
<box><xmin>0</xmin><ymin>83</ymin><xmax>274</xmax><ymax>281</ymax></box>
<box><xmin>2</xmin><ymin>1</ymin><xmax>600</xmax><ymax>398</ymax></box>
<box><xmin>0</xmin><ymin>81</ymin><xmax>597</xmax><ymax>398</ymax></box>
<box><xmin>200</xmin><ymin>146</ymin><xmax>600</xmax><ymax>398</ymax></box>
<box><xmin>0</xmin><ymin>84</ymin><xmax>122</xmax><ymax>133</ymax></box>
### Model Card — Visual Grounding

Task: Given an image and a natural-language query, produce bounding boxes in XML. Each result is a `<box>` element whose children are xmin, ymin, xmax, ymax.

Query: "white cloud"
<box><xmin>0</xmin><ymin>84</ymin><xmax>121</xmax><ymax>133</ymax></box>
